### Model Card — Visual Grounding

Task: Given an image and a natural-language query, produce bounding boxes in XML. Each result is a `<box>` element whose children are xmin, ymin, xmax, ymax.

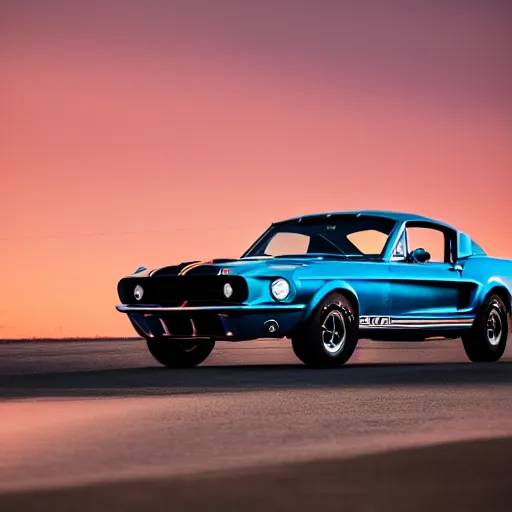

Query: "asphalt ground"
<box><xmin>1</xmin><ymin>338</ymin><xmax>511</xmax><ymax>511</ymax></box>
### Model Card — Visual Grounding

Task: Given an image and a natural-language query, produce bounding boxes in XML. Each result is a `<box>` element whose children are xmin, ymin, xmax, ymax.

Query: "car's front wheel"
<box><xmin>146</xmin><ymin>338</ymin><xmax>215</xmax><ymax>368</ymax></box>
<box><xmin>291</xmin><ymin>292</ymin><xmax>359</xmax><ymax>368</ymax></box>
<box><xmin>462</xmin><ymin>294</ymin><xmax>508</xmax><ymax>363</ymax></box>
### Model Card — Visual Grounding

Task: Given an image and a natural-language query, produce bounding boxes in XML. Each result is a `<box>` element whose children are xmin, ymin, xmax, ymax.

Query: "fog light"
<box><xmin>134</xmin><ymin>285</ymin><xmax>144</xmax><ymax>301</ymax></box>
<box><xmin>223</xmin><ymin>282</ymin><xmax>233</xmax><ymax>298</ymax></box>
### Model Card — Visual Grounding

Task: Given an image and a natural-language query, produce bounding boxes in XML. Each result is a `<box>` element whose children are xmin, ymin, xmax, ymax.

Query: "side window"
<box><xmin>406</xmin><ymin>227</ymin><xmax>446</xmax><ymax>263</ymax></box>
<box><xmin>264</xmin><ymin>232</ymin><xmax>310</xmax><ymax>256</ymax></box>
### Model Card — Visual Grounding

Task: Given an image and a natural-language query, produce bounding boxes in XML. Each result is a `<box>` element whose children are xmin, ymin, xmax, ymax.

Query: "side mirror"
<box><xmin>409</xmin><ymin>248</ymin><xmax>431</xmax><ymax>264</ymax></box>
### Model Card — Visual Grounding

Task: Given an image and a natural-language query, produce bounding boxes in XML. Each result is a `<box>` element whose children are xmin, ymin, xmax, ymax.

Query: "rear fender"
<box><xmin>476</xmin><ymin>280</ymin><xmax>512</xmax><ymax>333</ymax></box>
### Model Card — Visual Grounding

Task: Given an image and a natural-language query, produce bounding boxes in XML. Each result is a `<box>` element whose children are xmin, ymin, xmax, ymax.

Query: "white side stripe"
<box><xmin>359</xmin><ymin>316</ymin><xmax>474</xmax><ymax>329</ymax></box>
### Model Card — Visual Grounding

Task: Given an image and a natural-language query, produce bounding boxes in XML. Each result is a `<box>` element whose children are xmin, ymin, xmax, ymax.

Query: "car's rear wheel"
<box><xmin>462</xmin><ymin>294</ymin><xmax>508</xmax><ymax>363</ymax></box>
<box><xmin>291</xmin><ymin>292</ymin><xmax>359</xmax><ymax>368</ymax></box>
<box><xmin>146</xmin><ymin>338</ymin><xmax>215</xmax><ymax>368</ymax></box>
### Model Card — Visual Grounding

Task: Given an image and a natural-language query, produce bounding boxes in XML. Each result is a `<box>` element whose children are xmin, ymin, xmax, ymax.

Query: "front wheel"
<box><xmin>291</xmin><ymin>292</ymin><xmax>359</xmax><ymax>368</ymax></box>
<box><xmin>462</xmin><ymin>294</ymin><xmax>508</xmax><ymax>363</ymax></box>
<box><xmin>147</xmin><ymin>338</ymin><xmax>215</xmax><ymax>368</ymax></box>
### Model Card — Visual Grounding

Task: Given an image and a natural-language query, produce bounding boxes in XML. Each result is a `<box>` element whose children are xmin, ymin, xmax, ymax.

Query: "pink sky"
<box><xmin>1</xmin><ymin>1</ymin><xmax>511</xmax><ymax>338</ymax></box>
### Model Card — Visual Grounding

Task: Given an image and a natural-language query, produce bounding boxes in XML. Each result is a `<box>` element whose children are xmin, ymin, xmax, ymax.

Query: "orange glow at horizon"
<box><xmin>1</xmin><ymin>1</ymin><xmax>511</xmax><ymax>338</ymax></box>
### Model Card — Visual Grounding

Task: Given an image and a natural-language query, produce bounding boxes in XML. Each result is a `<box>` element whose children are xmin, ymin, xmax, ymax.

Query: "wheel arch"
<box><xmin>484</xmin><ymin>285</ymin><xmax>511</xmax><ymax>313</ymax></box>
<box><xmin>301</xmin><ymin>280</ymin><xmax>360</xmax><ymax>322</ymax></box>
<box><xmin>482</xmin><ymin>285</ymin><xmax>512</xmax><ymax>334</ymax></box>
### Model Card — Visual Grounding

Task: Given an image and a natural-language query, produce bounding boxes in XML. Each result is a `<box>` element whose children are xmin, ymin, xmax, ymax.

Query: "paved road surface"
<box><xmin>1</xmin><ymin>338</ymin><xmax>511</xmax><ymax>510</ymax></box>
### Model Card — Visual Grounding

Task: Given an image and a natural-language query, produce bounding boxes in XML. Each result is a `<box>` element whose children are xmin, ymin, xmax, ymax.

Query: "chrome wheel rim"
<box><xmin>321</xmin><ymin>309</ymin><xmax>346</xmax><ymax>354</ymax></box>
<box><xmin>487</xmin><ymin>309</ymin><xmax>503</xmax><ymax>347</ymax></box>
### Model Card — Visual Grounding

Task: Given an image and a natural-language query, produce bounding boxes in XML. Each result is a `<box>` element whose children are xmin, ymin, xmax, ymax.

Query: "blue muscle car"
<box><xmin>116</xmin><ymin>210</ymin><xmax>511</xmax><ymax>368</ymax></box>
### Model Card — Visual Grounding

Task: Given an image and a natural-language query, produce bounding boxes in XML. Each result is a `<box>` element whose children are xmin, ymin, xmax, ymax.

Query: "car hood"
<box><xmin>139</xmin><ymin>255</ymin><xmax>379</xmax><ymax>278</ymax></box>
<box><xmin>144</xmin><ymin>257</ymin><xmax>304</xmax><ymax>277</ymax></box>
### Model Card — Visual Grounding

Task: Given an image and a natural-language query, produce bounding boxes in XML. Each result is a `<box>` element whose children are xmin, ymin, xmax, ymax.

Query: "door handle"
<box><xmin>449</xmin><ymin>264</ymin><xmax>463</xmax><ymax>272</ymax></box>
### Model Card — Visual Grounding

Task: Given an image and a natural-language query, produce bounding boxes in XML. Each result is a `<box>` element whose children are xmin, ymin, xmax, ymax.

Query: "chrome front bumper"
<box><xmin>116</xmin><ymin>304</ymin><xmax>306</xmax><ymax>313</ymax></box>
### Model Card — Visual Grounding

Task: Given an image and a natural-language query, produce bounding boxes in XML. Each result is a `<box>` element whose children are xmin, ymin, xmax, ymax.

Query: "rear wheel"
<box><xmin>146</xmin><ymin>338</ymin><xmax>215</xmax><ymax>368</ymax></box>
<box><xmin>462</xmin><ymin>294</ymin><xmax>508</xmax><ymax>363</ymax></box>
<box><xmin>291</xmin><ymin>292</ymin><xmax>359</xmax><ymax>368</ymax></box>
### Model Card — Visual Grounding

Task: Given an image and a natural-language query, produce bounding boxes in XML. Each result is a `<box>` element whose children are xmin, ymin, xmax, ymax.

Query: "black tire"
<box><xmin>462</xmin><ymin>294</ymin><xmax>508</xmax><ymax>363</ymax></box>
<box><xmin>146</xmin><ymin>338</ymin><xmax>215</xmax><ymax>368</ymax></box>
<box><xmin>291</xmin><ymin>292</ymin><xmax>359</xmax><ymax>368</ymax></box>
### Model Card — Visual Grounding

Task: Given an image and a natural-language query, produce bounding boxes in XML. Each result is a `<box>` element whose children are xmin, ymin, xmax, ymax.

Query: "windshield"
<box><xmin>243</xmin><ymin>215</ymin><xmax>397</xmax><ymax>259</ymax></box>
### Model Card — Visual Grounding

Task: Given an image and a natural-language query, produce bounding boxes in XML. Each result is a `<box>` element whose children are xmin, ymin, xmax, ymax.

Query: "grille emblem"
<box><xmin>134</xmin><ymin>285</ymin><xmax>144</xmax><ymax>301</ymax></box>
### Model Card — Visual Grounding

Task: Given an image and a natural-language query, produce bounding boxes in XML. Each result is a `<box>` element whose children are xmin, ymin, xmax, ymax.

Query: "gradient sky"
<box><xmin>1</xmin><ymin>0</ymin><xmax>511</xmax><ymax>338</ymax></box>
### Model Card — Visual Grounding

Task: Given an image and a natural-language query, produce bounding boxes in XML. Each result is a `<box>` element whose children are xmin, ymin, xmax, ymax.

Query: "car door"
<box><xmin>388</xmin><ymin>223</ymin><xmax>466</xmax><ymax>321</ymax></box>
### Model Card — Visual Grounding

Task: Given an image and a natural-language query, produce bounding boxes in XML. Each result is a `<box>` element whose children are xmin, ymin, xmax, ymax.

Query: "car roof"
<box><xmin>276</xmin><ymin>210</ymin><xmax>457</xmax><ymax>231</ymax></box>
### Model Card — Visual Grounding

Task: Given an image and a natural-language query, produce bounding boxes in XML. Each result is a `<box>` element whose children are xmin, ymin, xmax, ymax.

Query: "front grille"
<box><xmin>118</xmin><ymin>275</ymin><xmax>249</xmax><ymax>305</ymax></box>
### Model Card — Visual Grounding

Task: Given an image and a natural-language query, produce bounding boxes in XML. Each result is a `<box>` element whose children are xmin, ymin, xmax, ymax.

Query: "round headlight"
<box><xmin>223</xmin><ymin>282</ymin><xmax>233</xmax><ymax>299</ymax></box>
<box><xmin>270</xmin><ymin>278</ymin><xmax>290</xmax><ymax>301</ymax></box>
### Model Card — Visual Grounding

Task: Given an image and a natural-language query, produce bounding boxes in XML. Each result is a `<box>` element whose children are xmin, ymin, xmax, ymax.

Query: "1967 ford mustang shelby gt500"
<box><xmin>116</xmin><ymin>210</ymin><xmax>512</xmax><ymax>368</ymax></box>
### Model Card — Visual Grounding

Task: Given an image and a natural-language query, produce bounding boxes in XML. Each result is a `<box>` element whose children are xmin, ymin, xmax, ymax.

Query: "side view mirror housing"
<box><xmin>409</xmin><ymin>248</ymin><xmax>431</xmax><ymax>264</ymax></box>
